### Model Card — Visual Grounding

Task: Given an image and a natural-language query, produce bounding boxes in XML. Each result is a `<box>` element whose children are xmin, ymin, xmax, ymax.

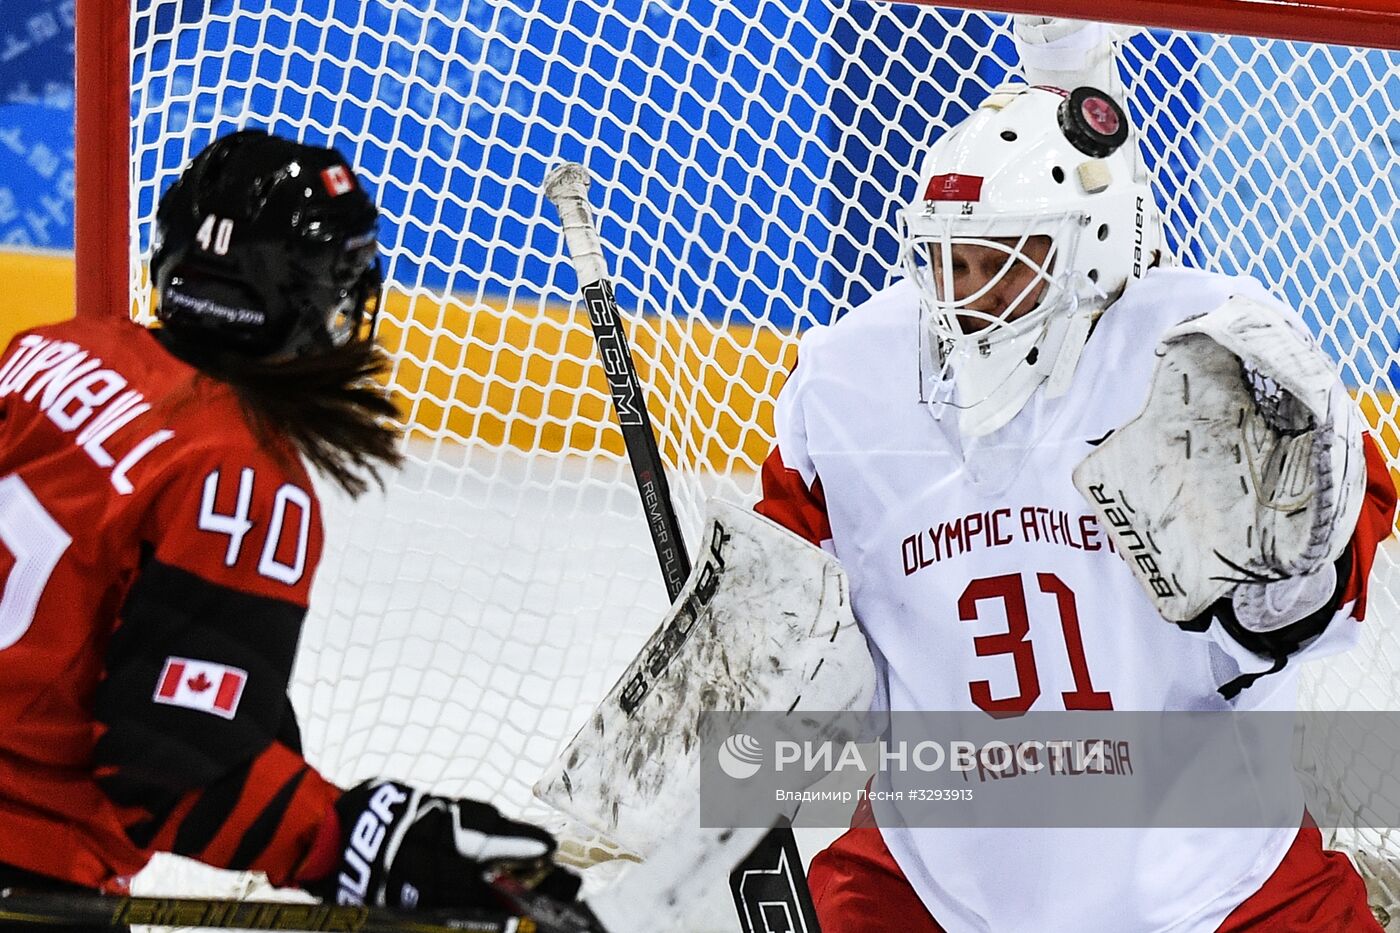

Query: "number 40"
<box><xmin>196</xmin><ymin>214</ymin><xmax>235</xmax><ymax>255</ymax></box>
<box><xmin>198</xmin><ymin>468</ymin><xmax>311</xmax><ymax>586</ymax></box>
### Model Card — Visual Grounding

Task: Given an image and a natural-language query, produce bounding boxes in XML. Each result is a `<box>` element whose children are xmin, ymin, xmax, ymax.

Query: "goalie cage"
<box><xmin>72</xmin><ymin>0</ymin><xmax>1400</xmax><ymax>929</ymax></box>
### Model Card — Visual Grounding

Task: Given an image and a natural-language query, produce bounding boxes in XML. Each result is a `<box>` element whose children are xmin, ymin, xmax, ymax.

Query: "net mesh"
<box><xmin>124</xmin><ymin>0</ymin><xmax>1400</xmax><ymax>926</ymax></box>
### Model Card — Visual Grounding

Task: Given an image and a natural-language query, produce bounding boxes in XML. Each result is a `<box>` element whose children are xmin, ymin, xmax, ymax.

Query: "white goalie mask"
<box><xmin>901</xmin><ymin>84</ymin><xmax>1164</xmax><ymax>438</ymax></box>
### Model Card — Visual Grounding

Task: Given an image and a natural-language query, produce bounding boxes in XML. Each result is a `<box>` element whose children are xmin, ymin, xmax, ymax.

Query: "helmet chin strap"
<box><xmin>1045</xmin><ymin>276</ymin><xmax>1105</xmax><ymax>397</ymax></box>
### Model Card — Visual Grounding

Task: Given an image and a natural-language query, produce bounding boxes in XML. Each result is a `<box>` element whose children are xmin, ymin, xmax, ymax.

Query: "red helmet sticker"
<box><xmin>1081</xmin><ymin>96</ymin><xmax>1121</xmax><ymax>136</ymax></box>
<box><xmin>321</xmin><ymin>165</ymin><xmax>356</xmax><ymax>196</ymax></box>
<box><xmin>925</xmin><ymin>173</ymin><xmax>983</xmax><ymax>202</ymax></box>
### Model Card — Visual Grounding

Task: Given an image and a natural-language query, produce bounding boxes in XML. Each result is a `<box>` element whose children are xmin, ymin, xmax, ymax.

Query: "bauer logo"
<box><xmin>718</xmin><ymin>733</ymin><xmax>764</xmax><ymax>779</ymax></box>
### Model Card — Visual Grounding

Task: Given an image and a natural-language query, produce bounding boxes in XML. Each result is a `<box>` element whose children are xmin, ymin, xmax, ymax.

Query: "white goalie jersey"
<box><xmin>755</xmin><ymin>265</ymin><xmax>1396</xmax><ymax>932</ymax></box>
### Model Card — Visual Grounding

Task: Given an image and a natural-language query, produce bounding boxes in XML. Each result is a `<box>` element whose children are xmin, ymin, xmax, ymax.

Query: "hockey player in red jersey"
<box><xmin>756</xmin><ymin>23</ymin><xmax>1397</xmax><ymax>933</ymax></box>
<box><xmin>0</xmin><ymin>130</ymin><xmax>576</xmax><ymax>921</ymax></box>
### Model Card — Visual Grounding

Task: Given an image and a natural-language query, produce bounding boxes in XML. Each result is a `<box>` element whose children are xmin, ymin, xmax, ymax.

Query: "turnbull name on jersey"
<box><xmin>0</xmin><ymin>333</ymin><xmax>174</xmax><ymax>494</ymax></box>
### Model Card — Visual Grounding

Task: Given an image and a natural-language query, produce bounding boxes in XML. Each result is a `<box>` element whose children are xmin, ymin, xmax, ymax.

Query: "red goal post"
<box><xmin>74</xmin><ymin>0</ymin><xmax>131</xmax><ymax>324</ymax></box>
<box><xmin>904</xmin><ymin>0</ymin><xmax>1400</xmax><ymax>49</ymax></box>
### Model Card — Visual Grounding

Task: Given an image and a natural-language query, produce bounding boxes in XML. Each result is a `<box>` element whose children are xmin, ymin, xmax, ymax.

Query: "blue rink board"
<box><xmin>0</xmin><ymin>0</ymin><xmax>76</xmax><ymax>251</ymax></box>
<box><xmin>2</xmin><ymin>0</ymin><xmax>1395</xmax><ymax>387</ymax></box>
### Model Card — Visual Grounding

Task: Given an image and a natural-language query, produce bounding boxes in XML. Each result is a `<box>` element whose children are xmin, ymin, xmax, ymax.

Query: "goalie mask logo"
<box><xmin>924</xmin><ymin>173</ymin><xmax>983</xmax><ymax>203</ymax></box>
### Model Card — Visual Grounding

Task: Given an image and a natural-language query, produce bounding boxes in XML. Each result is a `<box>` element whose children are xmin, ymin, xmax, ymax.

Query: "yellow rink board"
<box><xmin>1</xmin><ymin>250</ymin><xmax>77</xmax><ymax>334</ymax></box>
<box><xmin>374</xmin><ymin>289</ymin><xmax>796</xmax><ymax>471</ymax></box>
<box><xmin>2</xmin><ymin>250</ymin><xmax>1397</xmax><ymax>493</ymax></box>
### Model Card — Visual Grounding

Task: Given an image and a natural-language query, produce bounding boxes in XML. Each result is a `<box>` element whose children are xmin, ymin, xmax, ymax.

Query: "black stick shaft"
<box><xmin>545</xmin><ymin>163</ymin><xmax>820</xmax><ymax>932</ymax></box>
<box><xmin>546</xmin><ymin>162</ymin><xmax>690</xmax><ymax>597</ymax></box>
<box><xmin>578</xmin><ymin>278</ymin><xmax>690</xmax><ymax>597</ymax></box>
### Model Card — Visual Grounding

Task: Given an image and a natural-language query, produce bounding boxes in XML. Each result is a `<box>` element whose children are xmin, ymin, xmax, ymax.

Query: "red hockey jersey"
<box><xmin>0</xmin><ymin>315</ymin><xmax>340</xmax><ymax>889</ymax></box>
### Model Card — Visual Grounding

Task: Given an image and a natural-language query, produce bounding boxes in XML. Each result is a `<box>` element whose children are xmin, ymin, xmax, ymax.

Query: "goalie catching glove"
<box><xmin>1073</xmin><ymin>295</ymin><xmax>1366</xmax><ymax>693</ymax></box>
<box><xmin>302</xmin><ymin>779</ymin><xmax>581</xmax><ymax>910</ymax></box>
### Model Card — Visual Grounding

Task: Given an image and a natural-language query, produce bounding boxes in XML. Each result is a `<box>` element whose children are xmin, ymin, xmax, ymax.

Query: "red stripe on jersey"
<box><xmin>145</xmin><ymin>791</ymin><xmax>201</xmax><ymax>857</ymax></box>
<box><xmin>294</xmin><ymin>803</ymin><xmax>344</xmax><ymax>884</ymax></box>
<box><xmin>807</xmin><ymin>798</ymin><xmax>947</xmax><ymax>932</ymax></box>
<box><xmin>155</xmin><ymin>661</ymin><xmax>185</xmax><ymax>699</ymax></box>
<box><xmin>755</xmin><ymin>446</ymin><xmax>832</xmax><ymax>547</ymax></box>
<box><xmin>1216</xmin><ymin>819</ymin><xmax>1378</xmax><ymax>931</ymax></box>
<box><xmin>269</xmin><ymin>771</ymin><xmax>343</xmax><ymax>885</ymax></box>
<box><xmin>1339</xmin><ymin>432</ymin><xmax>1398</xmax><ymax>616</ymax></box>
<box><xmin>193</xmin><ymin>744</ymin><xmax>307</xmax><ymax>869</ymax></box>
<box><xmin>174</xmin><ymin>742</ymin><xmax>339</xmax><ymax>883</ymax></box>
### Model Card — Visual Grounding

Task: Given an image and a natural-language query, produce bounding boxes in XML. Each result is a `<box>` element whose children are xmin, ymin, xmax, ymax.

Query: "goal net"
<box><xmin>83</xmin><ymin>0</ymin><xmax>1399</xmax><ymax>927</ymax></box>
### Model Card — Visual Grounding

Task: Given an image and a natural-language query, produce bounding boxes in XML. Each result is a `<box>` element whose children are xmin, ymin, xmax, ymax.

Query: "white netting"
<box><xmin>124</xmin><ymin>0</ymin><xmax>1400</xmax><ymax>927</ymax></box>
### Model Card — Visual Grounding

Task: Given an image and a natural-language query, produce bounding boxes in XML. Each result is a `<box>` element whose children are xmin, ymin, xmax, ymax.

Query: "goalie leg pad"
<box><xmin>534</xmin><ymin>499</ymin><xmax>875</xmax><ymax>860</ymax></box>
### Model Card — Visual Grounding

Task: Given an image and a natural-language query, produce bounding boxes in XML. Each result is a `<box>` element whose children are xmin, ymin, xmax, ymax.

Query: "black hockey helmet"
<box><xmin>151</xmin><ymin>129</ymin><xmax>382</xmax><ymax>357</ymax></box>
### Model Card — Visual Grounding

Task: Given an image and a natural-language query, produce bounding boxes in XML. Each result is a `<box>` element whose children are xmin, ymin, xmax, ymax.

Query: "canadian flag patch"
<box><xmin>321</xmin><ymin>165</ymin><xmax>355</xmax><ymax>196</ymax></box>
<box><xmin>153</xmin><ymin>657</ymin><xmax>248</xmax><ymax>720</ymax></box>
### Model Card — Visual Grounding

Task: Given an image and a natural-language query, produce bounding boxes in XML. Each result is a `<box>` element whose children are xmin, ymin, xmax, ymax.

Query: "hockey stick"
<box><xmin>0</xmin><ymin>872</ymin><xmax>605</xmax><ymax>933</ymax></box>
<box><xmin>543</xmin><ymin>163</ymin><xmax>820</xmax><ymax>933</ymax></box>
<box><xmin>543</xmin><ymin>163</ymin><xmax>689</xmax><ymax>598</ymax></box>
<box><xmin>0</xmin><ymin>891</ymin><xmax>526</xmax><ymax>933</ymax></box>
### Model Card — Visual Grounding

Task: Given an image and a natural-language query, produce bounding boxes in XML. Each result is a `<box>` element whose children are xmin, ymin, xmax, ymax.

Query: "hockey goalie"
<box><xmin>579</xmin><ymin>20</ymin><xmax>1392</xmax><ymax>933</ymax></box>
<box><xmin>536</xmin><ymin>17</ymin><xmax>1396</xmax><ymax>933</ymax></box>
<box><xmin>745</xmin><ymin>20</ymin><xmax>1398</xmax><ymax>933</ymax></box>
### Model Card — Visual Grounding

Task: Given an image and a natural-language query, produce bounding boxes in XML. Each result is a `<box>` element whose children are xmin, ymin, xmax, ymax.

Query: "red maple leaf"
<box><xmin>187</xmin><ymin>673</ymin><xmax>213</xmax><ymax>693</ymax></box>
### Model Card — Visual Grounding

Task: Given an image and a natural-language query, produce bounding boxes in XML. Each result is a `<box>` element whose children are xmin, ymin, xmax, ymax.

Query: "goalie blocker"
<box><xmin>1073</xmin><ymin>295</ymin><xmax>1369</xmax><ymax>696</ymax></box>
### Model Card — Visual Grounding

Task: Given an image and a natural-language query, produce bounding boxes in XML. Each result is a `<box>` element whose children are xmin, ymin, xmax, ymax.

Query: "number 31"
<box><xmin>959</xmin><ymin>572</ymin><xmax>1114</xmax><ymax>713</ymax></box>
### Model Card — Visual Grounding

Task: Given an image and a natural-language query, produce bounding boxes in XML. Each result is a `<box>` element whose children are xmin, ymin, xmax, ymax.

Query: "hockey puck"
<box><xmin>1057</xmin><ymin>86</ymin><xmax>1129</xmax><ymax>158</ymax></box>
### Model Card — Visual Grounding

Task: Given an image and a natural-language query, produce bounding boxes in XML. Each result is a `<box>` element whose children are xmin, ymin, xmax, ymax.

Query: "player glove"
<box><xmin>1073</xmin><ymin>295</ymin><xmax>1366</xmax><ymax>692</ymax></box>
<box><xmin>304</xmin><ymin>779</ymin><xmax>580</xmax><ymax>910</ymax></box>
